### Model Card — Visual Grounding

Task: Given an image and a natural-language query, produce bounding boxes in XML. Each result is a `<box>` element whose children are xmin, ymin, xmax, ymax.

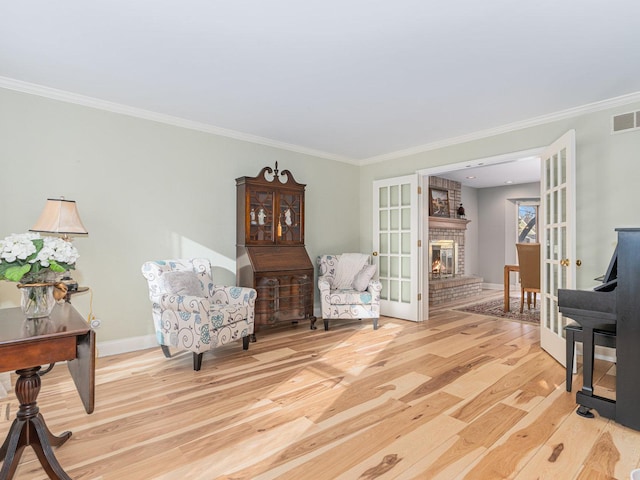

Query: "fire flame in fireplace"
<box><xmin>432</xmin><ymin>259</ymin><xmax>446</xmax><ymax>274</ymax></box>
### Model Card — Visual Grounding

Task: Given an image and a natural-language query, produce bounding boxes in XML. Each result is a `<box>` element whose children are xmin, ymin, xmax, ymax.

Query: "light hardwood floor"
<box><xmin>2</xmin><ymin>292</ymin><xmax>637</xmax><ymax>479</ymax></box>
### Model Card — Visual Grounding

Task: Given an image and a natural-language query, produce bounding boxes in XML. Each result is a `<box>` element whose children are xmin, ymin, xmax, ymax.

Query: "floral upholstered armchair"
<box><xmin>317</xmin><ymin>254</ymin><xmax>382</xmax><ymax>331</ymax></box>
<box><xmin>141</xmin><ymin>258</ymin><xmax>256</xmax><ymax>371</ymax></box>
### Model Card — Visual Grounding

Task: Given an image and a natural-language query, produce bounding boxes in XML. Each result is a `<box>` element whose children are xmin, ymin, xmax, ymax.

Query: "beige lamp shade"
<box><xmin>30</xmin><ymin>198</ymin><xmax>88</xmax><ymax>238</ymax></box>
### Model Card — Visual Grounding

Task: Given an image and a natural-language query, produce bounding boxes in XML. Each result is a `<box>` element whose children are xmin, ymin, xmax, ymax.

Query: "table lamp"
<box><xmin>30</xmin><ymin>197</ymin><xmax>88</xmax><ymax>290</ymax></box>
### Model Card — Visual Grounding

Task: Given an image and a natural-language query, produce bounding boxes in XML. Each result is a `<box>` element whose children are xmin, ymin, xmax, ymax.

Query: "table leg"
<box><xmin>0</xmin><ymin>366</ymin><xmax>72</xmax><ymax>480</ymax></box>
<box><xmin>0</xmin><ymin>418</ymin><xmax>26</xmax><ymax>475</ymax></box>
<box><xmin>504</xmin><ymin>266</ymin><xmax>510</xmax><ymax>312</ymax></box>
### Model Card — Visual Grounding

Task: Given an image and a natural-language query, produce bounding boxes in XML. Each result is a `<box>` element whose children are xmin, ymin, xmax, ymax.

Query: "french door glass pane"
<box><xmin>390</xmin><ymin>233</ymin><xmax>399</xmax><ymax>254</ymax></box>
<box><xmin>379</xmin><ymin>187</ymin><xmax>388</xmax><ymax>208</ymax></box>
<box><xmin>379</xmin><ymin>256</ymin><xmax>388</xmax><ymax>276</ymax></box>
<box><xmin>401</xmin><ymin>256</ymin><xmax>410</xmax><ymax>279</ymax></box>
<box><xmin>380</xmin><ymin>210</ymin><xmax>388</xmax><ymax>231</ymax></box>
<box><xmin>390</xmin><ymin>209</ymin><xmax>399</xmax><ymax>230</ymax></box>
<box><xmin>401</xmin><ymin>184</ymin><xmax>411</xmax><ymax>205</ymax></box>
<box><xmin>401</xmin><ymin>207</ymin><xmax>411</xmax><ymax>229</ymax></box>
<box><xmin>401</xmin><ymin>233</ymin><xmax>411</xmax><ymax>254</ymax></box>
<box><xmin>380</xmin><ymin>279</ymin><xmax>389</xmax><ymax>300</ymax></box>
<box><xmin>390</xmin><ymin>256</ymin><xmax>399</xmax><ymax>277</ymax></box>
<box><xmin>379</xmin><ymin>233</ymin><xmax>388</xmax><ymax>254</ymax></box>
<box><xmin>401</xmin><ymin>281</ymin><xmax>410</xmax><ymax>302</ymax></box>
<box><xmin>390</xmin><ymin>185</ymin><xmax>399</xmax><ymax>207</ymax></box>
<box><xmin>389</xmin><ymin>280</ymin><xmax>399</xmax><ymax>301</ymax></box>
<box><xmin>545</xmin><ymin>158</ymin><xmax>552</xmax><ymax>190</ymax></box>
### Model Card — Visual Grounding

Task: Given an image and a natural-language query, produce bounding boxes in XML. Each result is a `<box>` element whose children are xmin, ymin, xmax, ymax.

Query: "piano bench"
<box><xmin>565</xmin><ymin>323</ymin><xmax>616</xmax><ymax>392</ymax></box>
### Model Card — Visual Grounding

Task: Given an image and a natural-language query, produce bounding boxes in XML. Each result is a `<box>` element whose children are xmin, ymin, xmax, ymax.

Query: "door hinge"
<box><xmin>418</xmin><ymin>239</ymin><xmax>422</xmax><ymax>247</ymax></box>
<box><xmin>418</xmin><ymin>293</ymin><xmax>422</xmax><ymax>301</ymax></box>
<box><xmin>418</xmin><ymin>186</ymin><xmax>422</xmax><ymax>194</ymax></box>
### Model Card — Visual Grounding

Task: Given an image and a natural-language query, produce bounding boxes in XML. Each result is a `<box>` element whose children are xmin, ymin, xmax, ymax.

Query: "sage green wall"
<box><xmin>3</xmin><ymin>86</ymin><xmax>640</xmax><ymax>347</ymax></box>
<box><xmin>360</xmin><ymin>101</ymin><xmax>640</xmax><ymax>290</ymax></box>
<box><xmin>461</xmin><ymin>185</ymin><xmax>479</xmax><ymax>276</ymax></box>
<box><xmin>477</xmin><ymin>182</ymin><xmax>540</xmax><ymax>285</ymax></box>
<box><xmin>0</xmin><ymin>88</ymin><xmax>361</xmax><ymax>343</ymax></box>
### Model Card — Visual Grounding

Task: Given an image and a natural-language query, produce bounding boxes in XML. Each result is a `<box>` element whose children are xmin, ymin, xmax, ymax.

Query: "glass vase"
<box><xmin>20</xmin><ymin>284</ymin><xmax>56</xmax><ymax>319</ymax></box>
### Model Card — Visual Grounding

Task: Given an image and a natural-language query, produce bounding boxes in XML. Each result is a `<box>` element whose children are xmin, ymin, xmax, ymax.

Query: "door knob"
<box><xmin>560</xmin><ymin>259</ymin><xmax>570</xmax><ymax>267</ymax></box>
<box><xmin>576</xmin><ymin>259</ymin><xmax>582</xmax><ymax>266</ymax></box>
<box><xmin>372</xmin><ymin>252</ymin><xmax>378</xmax><ymax>256</ymax></box>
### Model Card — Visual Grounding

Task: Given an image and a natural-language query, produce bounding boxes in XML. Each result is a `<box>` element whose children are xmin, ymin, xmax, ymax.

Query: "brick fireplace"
<box><xmin>428</xmin><ymin>177</ymin><xmax>482</xmax><ymax>306</ymax></box>
<box><xmin>428</xmin><ymin>217</ymin><xmax>482</xmax><ymax>305</ymax></box>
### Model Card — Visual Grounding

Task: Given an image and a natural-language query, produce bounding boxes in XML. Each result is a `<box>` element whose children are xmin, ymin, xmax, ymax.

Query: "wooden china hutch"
<box><xmin>236</xmin><ymin>163</ymin><xmax>316</xmax><ymax>334</ymax></box>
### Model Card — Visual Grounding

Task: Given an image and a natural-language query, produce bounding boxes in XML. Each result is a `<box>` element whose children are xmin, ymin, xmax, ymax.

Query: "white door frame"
<box><xmin>417</xmin><ymin>147</ymin><xmax>545</xmax><ymax>316</ymax></box>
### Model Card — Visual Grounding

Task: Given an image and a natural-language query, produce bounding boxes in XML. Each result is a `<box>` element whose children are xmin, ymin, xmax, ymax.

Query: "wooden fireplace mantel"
<box><xmin>429</xmin><ymin>217</ymin><xmax>471</xmax><ymax>230</ymax></box>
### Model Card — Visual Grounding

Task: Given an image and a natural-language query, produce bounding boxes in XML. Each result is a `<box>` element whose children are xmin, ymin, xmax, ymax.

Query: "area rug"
<box><xmin>456</xmin><ymin>297</ymin><xmax>540</xmax><ymax>325</ymax></box>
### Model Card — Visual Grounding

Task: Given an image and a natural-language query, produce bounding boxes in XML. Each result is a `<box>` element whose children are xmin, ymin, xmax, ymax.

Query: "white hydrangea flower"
<box><xmin>42</xmin><ymin>236</ymin><xmax>80</xmax><ymax>265</ymax></box>
<box><xmin>0</xmin><ymin>233</ymin><xmax>38</xmax><ymax>263</ymax></box>
<box><xmin>0</xmin><ymin>232</ymin><xmax>80</xmax><ymax>282</ymax></box>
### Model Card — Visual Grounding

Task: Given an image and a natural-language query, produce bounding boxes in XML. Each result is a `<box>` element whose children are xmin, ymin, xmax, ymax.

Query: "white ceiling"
<box><xmin>2</xmin><ymin>1</ymin><xmax>640</xmax><ymax>166</ymax></box>
<box><xmin>438</xmin><ymin>156</ymin><xmax>541</xmax><ymax>189</ymax></box>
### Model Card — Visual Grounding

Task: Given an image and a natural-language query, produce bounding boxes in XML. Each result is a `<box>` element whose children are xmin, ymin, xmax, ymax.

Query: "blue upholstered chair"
<box><xmin>141</xmin><ymin>258</ymin><xmax>256</xmax><ymax>370</ymax></box>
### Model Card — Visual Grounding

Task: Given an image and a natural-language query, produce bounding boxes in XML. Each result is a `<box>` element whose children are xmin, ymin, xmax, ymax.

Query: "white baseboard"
<box><xmin>575</xmin><ymin>344</ymin><xmax>617</xmax><ymax>364</ymax></box>
<box><xmin>97</xmin><ymin>334</ymin><xmax>158</xmax><ymax>357</ymax></box>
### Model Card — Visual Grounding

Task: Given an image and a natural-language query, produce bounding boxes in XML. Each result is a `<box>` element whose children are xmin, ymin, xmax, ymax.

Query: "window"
<box><xmin>517</xmin><ymin>202</ymin><xmax>538</xmax><ymax>243</ymax></box>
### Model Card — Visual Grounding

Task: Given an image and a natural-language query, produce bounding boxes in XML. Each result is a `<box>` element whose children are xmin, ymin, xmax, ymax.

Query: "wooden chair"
<box><xmin>516</xmin><ymin>243</ymin><xmax>541</xmax><ymax>313</ymax></box>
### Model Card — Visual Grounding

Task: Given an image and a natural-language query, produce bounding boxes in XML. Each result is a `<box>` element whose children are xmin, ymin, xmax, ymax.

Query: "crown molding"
<box><xmin>360</xmin><ymin>91</ymin><xmax>640</xmax><ymax>165</ymax></box>
<box><xmin>2</xmin><ymin>76</ymin><xmax>640</xmax><ymax>167</ymax></box>
<box><xmin>0</xmin><ymin>76</ymin><xmax>357</xmax><ymax>165</ymax></box>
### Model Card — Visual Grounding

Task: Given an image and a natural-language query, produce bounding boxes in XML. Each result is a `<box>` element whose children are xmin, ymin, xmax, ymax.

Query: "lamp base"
<box><xmin>61</xmin><ymin>276</ymin><xmax>78</xmax><ymax>291</ymax></box>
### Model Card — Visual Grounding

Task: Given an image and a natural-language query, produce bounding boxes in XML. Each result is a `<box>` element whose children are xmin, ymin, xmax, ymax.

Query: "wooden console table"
<box><xmin>0</xmin><ymin>304</ymin><xmax>95</xmax><ymax>480</ymax></box>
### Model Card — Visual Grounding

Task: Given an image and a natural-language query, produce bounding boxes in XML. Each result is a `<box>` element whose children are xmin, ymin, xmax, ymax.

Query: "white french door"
<box><xmin>372</xmin><ymin>175</ymin><xmax>421</xmax><ymax>321</ymax></box>
<box><xmin>540</xmin><ymin>130</ymin><xmax>577</xmax><ymax>366</ymax></box>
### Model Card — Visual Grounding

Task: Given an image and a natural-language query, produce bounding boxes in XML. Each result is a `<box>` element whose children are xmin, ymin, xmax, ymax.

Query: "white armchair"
<box><xmin>141</xmin><ymin>258</ymin><xmax>256</xmax><ymax>371</ymax></box>
<box><xmin>317</xmin><ymin>254</ymin><xmax>382</xmax><ymax>331</ymax></box>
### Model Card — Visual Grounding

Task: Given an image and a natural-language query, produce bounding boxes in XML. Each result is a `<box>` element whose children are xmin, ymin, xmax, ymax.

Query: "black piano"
<box><xmin>558</xmin><ymin>228</ymin><xmax>640</xmax><ymax>430</ymax></box>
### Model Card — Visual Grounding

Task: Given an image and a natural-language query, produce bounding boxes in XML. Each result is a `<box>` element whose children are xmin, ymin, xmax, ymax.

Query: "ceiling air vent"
<box><xmin>612</xmin><ymin>111</ymin><xmax>640</xmax><ymax>133</ymax></box>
